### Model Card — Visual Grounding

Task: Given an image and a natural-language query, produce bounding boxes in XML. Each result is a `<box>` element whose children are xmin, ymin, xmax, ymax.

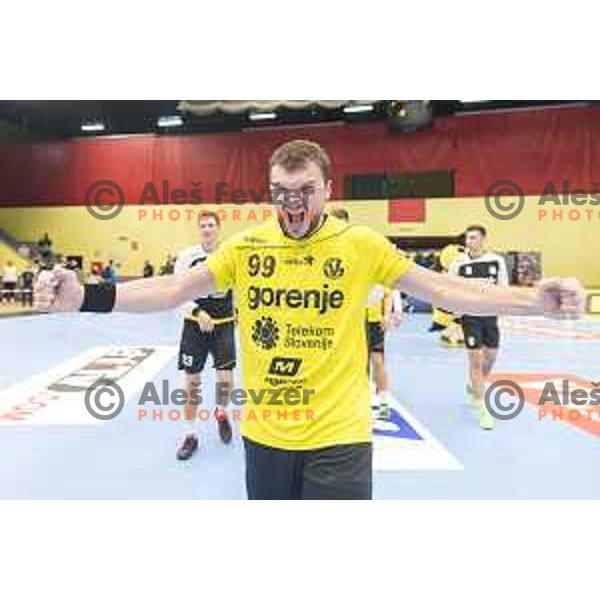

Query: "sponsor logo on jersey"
<box><xmin>323</xmin><ymin>257</ymin><xmax>345</xmax><ymax>279</ymax></box>
<box><xmin>268</xmin><ymin>357</ymin><xmax>302</xmax><ymax>377</ymax></box>
<box><xmin>247</xmin><ymin>284</ymin><xmax>344</xmax><ymax>315</ymax></box>
<box><xmin>252</xmin><ymin>317</ymin><xmax>280</xmax><ymax>350</ymax></box>
<box><xmin>283</xmin><ymin>256</ymin><xmax>315</xmax><ymax>267</ymax></box>
<box><xmin>242</xmin><ymin>236</ymin><xmax>268</xmax><ymax>245</ymax></box>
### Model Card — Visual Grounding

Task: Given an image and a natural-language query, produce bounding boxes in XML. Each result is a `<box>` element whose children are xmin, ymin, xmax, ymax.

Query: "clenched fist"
<box><xmin>534</xmin><ymin>277</ymin><xmax>586</xmax><ymax>319</ymax></box>
<box><xmin>34</xmin><ymin>266</ymin><xmax>84</xmax><ymax>312</ymax></box>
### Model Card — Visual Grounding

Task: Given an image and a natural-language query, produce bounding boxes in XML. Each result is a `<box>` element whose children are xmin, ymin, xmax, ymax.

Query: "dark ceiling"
<box><xmin>0</xmin><ymin>100</ymin><xmax>591</xmax><ymax>139</ymax></box>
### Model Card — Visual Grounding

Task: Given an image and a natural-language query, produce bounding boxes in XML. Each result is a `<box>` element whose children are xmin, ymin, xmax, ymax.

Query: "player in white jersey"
<box><xmin>448</xmin><ymin>225</ymin><xmax>509</xmax><ymax>430</ymax></box>
<box><xmin>174</xmin><ymin>212</ymin><xmax>236</xmax><ymax>459</ymax></box>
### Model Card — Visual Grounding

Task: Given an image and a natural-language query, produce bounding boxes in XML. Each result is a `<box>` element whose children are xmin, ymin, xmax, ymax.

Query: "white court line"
<box><xmin>373</xmin><ymin>395</ymin><xmax>463</xmax><ymax>472</ymax></box>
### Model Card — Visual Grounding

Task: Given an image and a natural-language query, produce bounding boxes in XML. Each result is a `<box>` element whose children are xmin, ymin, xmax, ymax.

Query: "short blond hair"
<box><xmin>198</xmin><ymin>210</ymin><xmax>221</xmax><ymax>227</ymax></box>
<box><xmin>269</xmin><ymin>139</ymin><xmax>331</xmax><ymax>181</ymax></box>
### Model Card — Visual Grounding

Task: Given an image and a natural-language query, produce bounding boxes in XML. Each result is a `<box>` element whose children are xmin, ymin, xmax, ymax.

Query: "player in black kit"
<box><xmin>175</xmin><ymin>212</ymin><xmax>236</xmax><ymax>459</ymax></box>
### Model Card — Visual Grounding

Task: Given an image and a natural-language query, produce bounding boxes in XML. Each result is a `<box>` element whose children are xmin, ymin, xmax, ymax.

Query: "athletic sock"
<box><xmin>379</xmin><ymin>391</ymin><xmax>392</xmax><ymax>418</ymax></box>
<box><xmin>181</xmin><ymin>414</ymin><xmax>196</xmax><ymax>438</ymax></box>
<box><xmin>379</xmin><ymin>390</ymin><xmax>391</xmax><ymax>406</ymax></box>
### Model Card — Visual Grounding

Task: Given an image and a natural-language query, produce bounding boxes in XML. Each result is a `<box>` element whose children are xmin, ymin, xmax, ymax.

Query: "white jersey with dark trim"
<box><xmin>174</xmin><ymin>244</ymin><xmax>233</xmax><ymax>319</ymax></box>
<box><xmin>448</xmin><ymin>251</ymin><xmax>509</xmax><ymax>287</ymax></box>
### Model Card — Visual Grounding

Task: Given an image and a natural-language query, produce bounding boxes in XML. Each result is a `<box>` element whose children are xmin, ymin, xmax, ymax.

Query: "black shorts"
<box><xmin>366</xmin><ymin>321</ymin><xmax>385</xmax><ymax>353</ymax></box>
<box><xmin>461</xmin><ymin>316</ymin><xmax>500</xmax><ymax>350</ymax></box>
<box><xmin>178</xmin><ymin>319</ymin><xmax>236</xmax><ymax>374</ymax></box>
<box><xmin>243</xmin><ymin>437</ymin><xmax>372</xmax><ymax>500</ymax></box>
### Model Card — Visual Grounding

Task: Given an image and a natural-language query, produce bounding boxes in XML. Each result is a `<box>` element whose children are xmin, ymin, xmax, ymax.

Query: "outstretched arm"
<box><xmin>115</xmin><ymin>267</ymin><xmax>216</xmax><ymax>312</ymax></box>
<box><xmin>396</xmin><ymin>263</ymin><xmax>584</xmax><ymax>319</ymax></box>
<box><xmin>35</xmin><ymin>265</ymin><xmax>216</xmax><ymax>313</ymax></box>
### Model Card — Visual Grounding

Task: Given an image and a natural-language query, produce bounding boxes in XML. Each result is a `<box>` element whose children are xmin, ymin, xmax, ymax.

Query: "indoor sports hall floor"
<box><xmin>1</xmin><ymin>311</ymin><xmax>599</xmax><ymax>499</ymax></box>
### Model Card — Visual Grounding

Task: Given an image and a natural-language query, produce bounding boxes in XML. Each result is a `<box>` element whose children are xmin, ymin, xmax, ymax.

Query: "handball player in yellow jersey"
<box><xmin>35</xmin><ymin>140</ymin><xmax>586</xmax><ymax>499</ymax></box>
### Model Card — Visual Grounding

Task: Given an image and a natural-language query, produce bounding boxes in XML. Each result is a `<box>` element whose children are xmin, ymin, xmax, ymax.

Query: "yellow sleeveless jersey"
<box><xmin>206</xmin><ymin>215</ymin><xmax>412</xmax><ymax>450</ymax></box>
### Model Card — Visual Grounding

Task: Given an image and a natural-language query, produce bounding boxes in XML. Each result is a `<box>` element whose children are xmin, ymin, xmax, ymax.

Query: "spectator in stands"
<box><xmin>17</xmin><ymin>244</ymin><xmax>31</xmax><ymax>259</ymax></box>
<box><xmin>516</xmin><ymin>259</ymin><xmax>537</xmax><ymax>287</ymax></box>
<box><xmin>101</xmin><ymin>260</ymin><xmax>118</xmax><ymax>284</ymax></box>
<box><xmin>413</xmin><ymin>251</ymin><xmax>436</xmax><ymax>270</ymax></box>
<box><xmin>64</xmin><ymin>258</ymin><xmax>84</xmax><ymax>283</ymax></box>
<box><xmin>86</xmin><ymin>264</ymin><xmax>102</xmax><ymax>284</ymax></box>
<box><xmin>86</xmin><ymin>270</ymin><xmax>101</xmax><ymax>284</ymax></box>
<box><xmin>159</xmin><ymin>255</ymin><xmax>175</xmax><ymax>276</ymax></box>
<box><xmin>423</xmin><ymin>252</ymin><xmax>436</xmax><ymax>270</ymax></box>
<box><xmin>143</xmin><ymin>260</ymin><xmax>155</xmax><ymax>278</ymax></box>
<box><xmin>32</xmin><ymin>259</ymin><xmax>47</xmax><ymax>276</ymax></box>
<box><xmin>37</xmin><ymin>232</ymin><xmax>53</xmax><ymax>262</ymax></box>
<box><xmin>20</xmin><ymin>266</ymin><xmax>35</xmax><ymax>307</ymax></box>
<box><xmin>2</xmin><ymin>261</ymin><xmax>18</xmax><ymax>303</ymax></box>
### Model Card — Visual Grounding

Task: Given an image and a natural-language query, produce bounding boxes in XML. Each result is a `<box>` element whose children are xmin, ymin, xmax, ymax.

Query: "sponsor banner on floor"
<box><xmin>0</xmin><ymin>346</ymin><xmax>176</xmax><ymax>425</ymax></box>
<box><xmin>372</xmin><ymin>396</ymin><xmax>463</xmax><ymax>471</ymax></box>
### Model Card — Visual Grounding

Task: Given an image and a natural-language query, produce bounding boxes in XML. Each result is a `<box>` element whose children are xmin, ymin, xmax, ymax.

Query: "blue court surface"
<box><xmin>1</xmin><ymin>312</ymin><xmax>599</xmax><ymax>499</ymax></box>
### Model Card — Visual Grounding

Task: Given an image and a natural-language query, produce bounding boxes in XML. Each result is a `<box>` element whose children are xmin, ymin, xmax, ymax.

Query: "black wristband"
<box><xmin>80</xmin><ymin>283</ymin><xmax>116</xmax><ymax>312</ymax></box>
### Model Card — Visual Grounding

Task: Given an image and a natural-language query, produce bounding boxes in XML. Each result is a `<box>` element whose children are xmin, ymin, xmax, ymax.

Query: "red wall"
<box><xmin>0</xmin><ymin>106</ymin><xmax>598</xmax><ymax>206</ymax></box>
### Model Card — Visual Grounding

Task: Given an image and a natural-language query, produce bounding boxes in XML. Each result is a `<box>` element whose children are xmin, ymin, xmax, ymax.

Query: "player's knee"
<box><xmin>185</xmin><ymin>372</ymin><xmax>201</xmax><ymax>389</ymax></box>
<box><xmin>482</xmin><ymin>349</ymin><xmax>497</xmax><ymax>371</ymax></box>
<box><xmin>216</xmin><ymin>368</ymin><xmax>233</xmax><ymax>383</ymax></box>
<box><xmin>468</xmin><ymin>350</ymin><xmax>484</xmax><ymax>369</ymax></box>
